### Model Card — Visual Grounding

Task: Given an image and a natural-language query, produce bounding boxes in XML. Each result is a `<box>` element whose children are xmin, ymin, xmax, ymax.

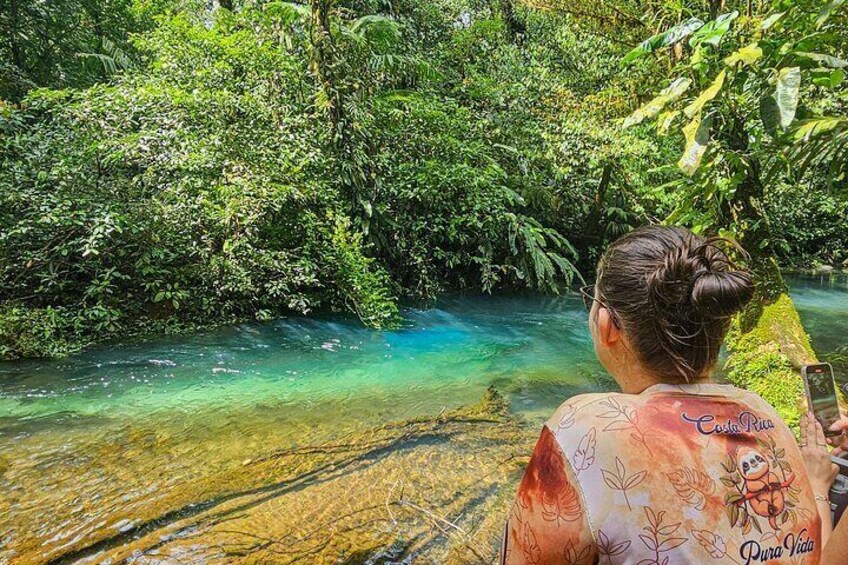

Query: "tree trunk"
<box><xmin>309</xmin><ymin>0</ymin><xmax>345</xmax><ymax>149</ymax></box>
<box><xmin>495</xmin><ymin>0</ymin><xmax>525</xmax><ymax>39</ymax></box>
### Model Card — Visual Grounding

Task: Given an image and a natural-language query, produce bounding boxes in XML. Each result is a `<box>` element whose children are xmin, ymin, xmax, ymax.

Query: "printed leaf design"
<box><xmin>692</xmin><ymin>530</ymin><xmax>727</xmax><ymax>559</ymax></box>
<box><xmin>572</xmin><ymin>428</ymin><xmax>596</xmax><ymax>474</ymax></box>
<box><xmin>557</xmin><ymin>405</ymin><xmax>577</xmax><ymax>430</ymax></box>
<box><xmin>597</xmin><ymin>396</ymin><xmax>654</xmax><ymax>454</ymax></box>
<box><xmin>666</xmin><ymin>467</ymin><xmax>716</xmax><ymax>510</ymax></box>
<box><xmin>601</xmin><ymin>457</ymin><xmax>646</xmax><ymax>511</ymax></box>
<box><xmin>639</xmin><ymin>507</ymin><xmax>688</xmax><ymax>564</ymax></box>
<box><xmin>541</xmin><ymin>476</ymin><xmax>582</xmax><ymax>525</ymax></box>
<box><xmin>521</xmin><ymin>523</ymin><xmax>541</xmax><ymax>565</ymax></box>
<box><xmin>564</xmin><ymin>539</ymin><xmax>594</xmax><ymax>565</ymax></box>
<box><xmin>597</xmin><ymin>529</ymin><xmax>631</xmax><ymax>557</ymax></box>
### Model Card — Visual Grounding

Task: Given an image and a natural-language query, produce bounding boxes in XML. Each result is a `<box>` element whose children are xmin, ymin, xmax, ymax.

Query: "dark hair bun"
<box><xmin>645</xmin><ymin>237</ymin><xmax>754</xmax><ymax>322</ymax></box>
<box><xmin>690</xmin><ymin>268</ymin><xmax>754</xmax><ymax>319</ymax></box>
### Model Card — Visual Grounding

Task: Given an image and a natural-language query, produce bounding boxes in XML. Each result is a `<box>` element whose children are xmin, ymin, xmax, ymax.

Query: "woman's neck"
<box><xmin>615</xmin><ymin>367</ymin><xmax>711</xmax><ymax>394</ymax></box>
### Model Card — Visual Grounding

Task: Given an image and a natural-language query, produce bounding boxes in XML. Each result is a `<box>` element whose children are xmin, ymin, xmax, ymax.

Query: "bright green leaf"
<box><xmin>684</xmin><ymin>70</ymin><xmax>726</xmax><ymax>118</ymax></box>
<box><xmin>678</xmin><ymin>114</ymin><xmax>712</xmax><ymax>175</ymax></box>
<box><xmin>724</xmin><ymin>43</ymin><xmax>763</xmax><ymax>67</ymax></box>
<box><xmin>623</xmin><ymin>77</ymin><xmax>691</xmax><ymax>128</ymax></box>
<box><xmin>689</xmin><ymin>11</ymin><xmax>739</xmax><ymax>48</ymax></box>
<box><xmin>760</xmin><ymin>11</ymin><xmax>786</xmax><ymax>30</ymax></box>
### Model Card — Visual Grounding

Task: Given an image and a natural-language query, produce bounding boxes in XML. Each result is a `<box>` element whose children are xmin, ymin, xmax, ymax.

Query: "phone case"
<box><xmin>802</xmin><ymin>362</ymin><xmax>841</xmax><ymax>437</ymax></box>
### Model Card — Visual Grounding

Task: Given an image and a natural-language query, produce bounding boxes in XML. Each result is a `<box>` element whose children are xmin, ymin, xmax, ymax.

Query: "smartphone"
<box><xmin>803</xmin><ymin>363</ymin><xmax>842</xmax><ymax>438</ymax></box>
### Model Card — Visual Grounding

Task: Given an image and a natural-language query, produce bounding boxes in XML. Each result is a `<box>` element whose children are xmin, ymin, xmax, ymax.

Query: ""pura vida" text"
<box><xmin>739</xmin><ymin>529</ymin><xmax>815</xmax><ymax>565</ymax></box>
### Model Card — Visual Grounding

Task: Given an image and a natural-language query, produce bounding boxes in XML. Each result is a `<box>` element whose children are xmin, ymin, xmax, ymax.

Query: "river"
<box><xmin>1</xmin><ymin>274</ymin><xmax>845</xmax><ymax>564</ymax></box>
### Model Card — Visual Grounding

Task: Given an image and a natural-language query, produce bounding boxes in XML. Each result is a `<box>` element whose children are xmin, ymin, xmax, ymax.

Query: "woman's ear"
<box><xmin>596</xmin><ymin>307</ymin><xmax>621</xmax><ymax>348</ymax></box>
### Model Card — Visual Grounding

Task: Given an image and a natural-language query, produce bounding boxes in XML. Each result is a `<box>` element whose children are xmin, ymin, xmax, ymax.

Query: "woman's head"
<box><xmin>589</xmin><ymin>225</ymin><xmax>754</xmax><ymax>386</ymax></box>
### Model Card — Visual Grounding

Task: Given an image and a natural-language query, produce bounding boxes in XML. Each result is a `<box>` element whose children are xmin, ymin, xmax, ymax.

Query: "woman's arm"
<box><xmin>500</xmin><ymin>426</ymin><xmax>595</xmax><ymax>564</ymax></box>
<box><xmin>799</xmin><ymin>412</ymin><xmax>839</xmax><ymax>546</ymax></box>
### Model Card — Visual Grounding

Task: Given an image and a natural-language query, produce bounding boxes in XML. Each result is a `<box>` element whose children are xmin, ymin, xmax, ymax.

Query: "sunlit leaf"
<box><xmin>792</xmin><ymin>117</ymin><xmax>848</xmax><ymax>142</ymax></box>
<box><xmin>760</xmin><ymin>11</ymin><xmax>786</xmax><ymax>30</ymax></box>
<box><xmin>657</xmin><ymin>110</ymin><xmax>680</xmax><ymax>134</ymax></box>
<box><xmin>620</xmin><ymin>18</ymin><xmax>703</xmax><ymax>66</ymax></box>
<box><xmin>775</xmin><ymin>67</ymin><xmax>801</xmax><ymax>128</ymax></box>
<box><xmin>817</xmin><ymin>0</ymin><xmax>846</xmax><ymax>28</ymax></box>
<box><xmin>724</xmin><ymin>43</ymin><xmax>763</xmax><ymax>67</ymax></box>
<box><xmin>793</xmin><ymin>52</ymin><xmax>848</xmax><ymax>68</ymax></box>
<box><xmin>662</xmin><ymin>18</ymin><xmax>705</xmax><ymax>46</ymax></box>
<box><xmin>623</xmin><ymin>77</ymin><xmax>691</xmax><ymax>128</ymax></box>
<box><xmin>684</xmin><ymin>70</ymin><xmax>725</xmax><ymax>118</ymax></box>
<box><xmin>678</xmin><ymin>115</ymin><xmax>712</xmax><ymax>175</ymax></box>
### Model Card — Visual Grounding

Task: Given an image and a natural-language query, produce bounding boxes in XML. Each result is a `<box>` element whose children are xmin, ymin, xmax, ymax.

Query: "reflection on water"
<box><xmin>0</xmin><ymin>276</ymin><xmax>844</xmax><ymax>563</ymax></box>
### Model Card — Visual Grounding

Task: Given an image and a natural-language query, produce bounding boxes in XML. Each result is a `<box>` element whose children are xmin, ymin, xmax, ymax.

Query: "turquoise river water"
<box><xmin>0</xmin><ymin>274</ymin><xmax>845</xmax><ymax>564</ymax></box>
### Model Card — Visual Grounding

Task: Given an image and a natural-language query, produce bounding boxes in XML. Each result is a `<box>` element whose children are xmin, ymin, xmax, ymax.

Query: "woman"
<box><xmin>501</xmin><ymin>226</ymin><xmax>824</xmax><ymax>564</ymax></box>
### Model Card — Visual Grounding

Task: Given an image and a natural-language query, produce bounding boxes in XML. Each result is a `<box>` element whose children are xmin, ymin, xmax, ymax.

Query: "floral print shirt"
<box><xmin>502</xmin><ymin>383</ymin><xmax>821</xmax><ymax>565</ymax></box>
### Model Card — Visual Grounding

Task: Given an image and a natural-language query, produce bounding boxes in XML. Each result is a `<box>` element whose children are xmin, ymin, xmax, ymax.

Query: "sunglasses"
<box><xmin>578</xmin><ymin>284</ymin><xmax>621</xmax><ymax>328</ymax></box>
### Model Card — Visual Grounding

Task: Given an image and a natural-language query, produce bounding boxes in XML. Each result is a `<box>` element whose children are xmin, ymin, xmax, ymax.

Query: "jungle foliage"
<box><xmin>1</xmin><ymin>0</ymin><xmax>846</xmax><ymax>358</ymax></box>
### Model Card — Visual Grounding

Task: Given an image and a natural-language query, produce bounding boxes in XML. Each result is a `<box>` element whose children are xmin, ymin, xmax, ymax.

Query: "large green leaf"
<box><xmin>662</xmin><ymin>18</ymin><xmax>705</xmax><ymax>46</ymax></box>
<box><xmin>684</xmin><ymin>70</ymin><xmax>726</xmax><ymax>118</ymax></box>
<box><xmin>793</xmin><ymin>52</ymin><xmax>848</xmax><ymax>68</ymax></box>
<box><xmin>724</xmin><ymin>43</ymin><xmax>763</xmax><ymax>67</ymax></box>
<box><xmin>775</xmin><ymin>67</ymin><xmax>801</xmax><ymax>129</ymax></box>
<box><xmin>759</xmin><ymin>95</ymin><xmax>781</xmax><ymax>135</ymax></box>
<box><xmin>817</xmin><ymin>0</ymin><xmax>846</xmax><ymax>28</ymax></box>
<box><xmin>689</xmin><ymin>11</ymin><xmax>739</xmax><ymax>48</ymax></box>
<box><xmin>678</xmin><ymin>114</ymin><xmax>712</xmax><ymax>175</ymax></box>
<box><xmin>621</xmin><ymin>18</ymin><xmax>704</xmax><ymax>66</ymax></box>
<box><xmin>621</xmin><ymin>33</ymin><xmax>666</xmax><ymax>66</ymax></box>
<box><xmin>760</xmin><ymin>11</ymin><xmax>786</xmax><ymax>31</ymax></box>
<box><xmin>792</xmin><ymin>117</ymin><xmax>848</xmax><ymax>142</ymax></box>
<box><xmin>812</xmin><ymin>68</ymin><xmax>845</xmax><ymax>88</ymax></box>
<box><xmin>623</xmin><ymin>77</ymin><xmax>692</xmax><ymax>128</ymax></box>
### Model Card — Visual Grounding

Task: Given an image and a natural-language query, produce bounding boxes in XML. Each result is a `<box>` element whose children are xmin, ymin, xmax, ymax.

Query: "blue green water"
<box><xmin>0</xmin><ymin>274</ymin><xmax>845</xmax><ymax>564</ymax></box>
<box><xmin>787</xmin><ymin>273</ymin><xmax>848</xmax><ymax>382</ymax></box>
<box><xmin>0</xmin><ymin>295</ymin><xmax>611</xmax><ymax>437</ymax></box>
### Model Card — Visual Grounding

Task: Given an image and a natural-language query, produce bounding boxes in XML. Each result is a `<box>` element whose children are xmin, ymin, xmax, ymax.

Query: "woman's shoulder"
<box><xmin>544</xmin><ymin>391</ymin><xmax>636</xmax><ymax>432</ymax></box>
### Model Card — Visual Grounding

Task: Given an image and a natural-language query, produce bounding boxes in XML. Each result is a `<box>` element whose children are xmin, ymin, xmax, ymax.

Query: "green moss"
<box><xmin>725</xmin><ymin>293</ymin><xmax>816</xmax><ymax>430</ymax></box>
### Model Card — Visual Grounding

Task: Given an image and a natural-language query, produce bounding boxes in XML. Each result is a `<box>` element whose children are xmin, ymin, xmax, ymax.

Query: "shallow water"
<box><xmin>0</xmin><ymin>275</ymin><xmax>845</xmax><ymax>564</ymax></box>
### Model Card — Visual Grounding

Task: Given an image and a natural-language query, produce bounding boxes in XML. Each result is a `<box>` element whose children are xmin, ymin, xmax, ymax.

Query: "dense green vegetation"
<box><xmin>1</xmin><ymin>0</ymin><xmax>846</xmax><ymax>359</ymax></box>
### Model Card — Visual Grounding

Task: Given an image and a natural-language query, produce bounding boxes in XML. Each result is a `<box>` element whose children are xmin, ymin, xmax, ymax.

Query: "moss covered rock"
<box><xmin>725</xmin><ymin>293</ymin><xmax>817</xmax><ymax>429</ymax></box>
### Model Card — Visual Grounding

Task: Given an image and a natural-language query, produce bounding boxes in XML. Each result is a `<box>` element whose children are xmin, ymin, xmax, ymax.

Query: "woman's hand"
<box><xmin>800</xmin><ymin>412</ymin><xmax>839</xmax><ymax>497</ymax></box>
<box><xmin>828</xmin><ymin>414</ymin><xmax>848</xmax><ymax>457</ymax></box>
